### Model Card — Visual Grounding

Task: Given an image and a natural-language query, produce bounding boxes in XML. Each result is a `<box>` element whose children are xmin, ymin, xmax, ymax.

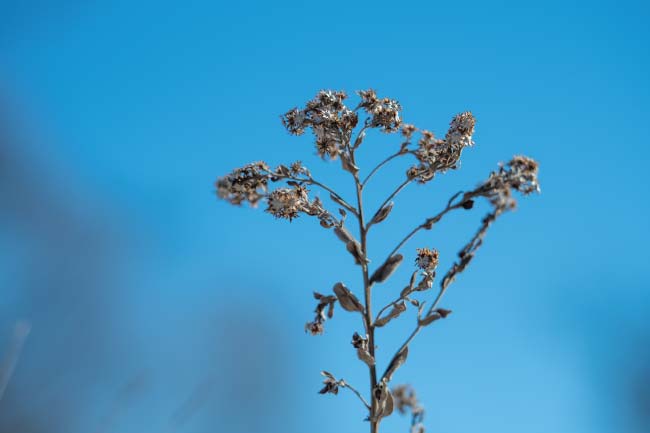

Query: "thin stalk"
<box><xmin>382</xmin><ymin>191</ymin><xmax>468</xmax><ymax>263</ymax></box>
<box><xmin>344</xmin><ymin>382</ymin><xmax>371</xmax><ymax>410</ymax></box>
<box><xmin>361</xmin><ymin>151</ymin><xmax>403</xmax><ymax>188</ymax></box>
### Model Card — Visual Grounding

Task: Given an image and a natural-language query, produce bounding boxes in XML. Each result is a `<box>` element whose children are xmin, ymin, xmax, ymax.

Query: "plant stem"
<box><xmin>349</xmin><ymin>149</ymin><xmax>379</xmax><ymax>433</ymax></box>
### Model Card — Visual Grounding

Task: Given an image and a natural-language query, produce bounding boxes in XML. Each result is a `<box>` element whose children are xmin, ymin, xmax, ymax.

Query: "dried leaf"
<box><xmin>341</xmin><ymin>153</ymin><xmax>359</xmax><ymax>174</ymax></box>
<box><xmin>383</xmin><ymin>387</ymin><xmax>394</xmax><ymax>417</ymax></box>
<box><xmin>275</xmin><ymin>164</ymin><xmax>290</xmax><ymax>176</ymax></box>
<box><xmin>353</xmin><ymin>129</ymin><xmax>366</xmax><ymax>148</ymax></box>
<box><xmin>346</xmin><ymin>240</ymin><xmax>368</xmax><ymax>265</ymax></box>
<box><xmin>383</xmin><ymin>346</ymin><xmax>408</xmax><ymax>383</ymax></box>
<box><xmin>334</xmin><ymin>226</ymin><xmax>355</xmax><ymax>244</ymax></box>
<box><xmin>418</xmin><ymin>312</ymin><xmax>441</xmax><ymax>326</ymax></box>
<box><xmin>375</xmin><ymin>301</ymin><xmax>406</xmax><ymax>327</ymax></box>
<box><xmin>400</xmin><ymin>271</ymin><xmax>420</xmax><ymax>298</ymax></box>
<box><xmin>357</xmin><ymin>348</ymin><xmax>375</xmax><ymax>367</ymax></box>
<box><xmin>370</xmin><ymin>201</ymin><xmax>394</xmax><ymax>225</ymax></box>
<box><xmin>370</xmin><ymin>254</ymin><xmax>403</xmax><ymax>284</ymax></box>
<box><xmin>333</xmin><ymin>283</ymin><xmax>364</xmax><ymax>313</ymax></box>
<box><xmin>419</xmin><ymin>309</ymin><xmax>451</xmax><ymax>326</ymax></box>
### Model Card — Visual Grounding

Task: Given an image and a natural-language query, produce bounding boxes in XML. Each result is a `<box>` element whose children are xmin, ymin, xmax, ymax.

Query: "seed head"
<box><xmin>415</xmin><ymin>248</ymin><xmax>439</xmax><ymax>271</ymax></box>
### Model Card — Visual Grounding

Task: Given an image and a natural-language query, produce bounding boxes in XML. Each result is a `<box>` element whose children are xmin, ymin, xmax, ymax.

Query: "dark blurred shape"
<box><xmin>0</xmin><ymin>321</ymin><xmax>30</xmax><ymax>401</ymax></box>
<box><xmin>0</xmin><ymin>93</ymin><xmax>123</xmax><ymax>432</ymax></box>
<box><xmin>170</xmin><ymin>303</ymin><xmax>297</xmax><ymax>433</ymax></box>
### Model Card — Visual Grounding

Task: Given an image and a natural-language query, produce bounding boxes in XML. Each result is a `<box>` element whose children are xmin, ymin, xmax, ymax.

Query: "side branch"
<box><xmin>367</xmin><ymin>178</ymin><xmax>413</xmax><ymax>231</ymax></box>
<box><xmin>345</xmin><ymin>381</ymin><xmax>371</xmax><ymax>410</ymax></box>
<box><xmin>384</xmin><ymin>207</ymin><xmax>505</xmax><ymax>384</ymax></box>
<box><xmin>384</xmin><ymin>191</ymin><xmax>470</xmax><ymax>261</ymax></box>
<box><xmin>361</xmin><ymin>151</ymin><xmax>405</xmax><ymax>188</ymax></box>
<box><xmin>286</xmin><ymin>175</ymin><xmax>358</xmax><ymax>217</ymax></box>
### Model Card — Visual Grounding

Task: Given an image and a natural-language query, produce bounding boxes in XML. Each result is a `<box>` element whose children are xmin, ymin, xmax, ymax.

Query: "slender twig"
<box><xmin>343</xmin><ymin>381</ymin><xmax>371</xmax><ymax>410</ymax></box>
<box><xmin>382</xmin><ymin>191</ymin><xmax>468</xmax><ymax>265</ymax></box>
<box><xmin>361</xmin><ymin>151</ymin><xmax>403</xmax><ymax>188</ymax></box>
<box><xmin>385</xmin><ymin>208</ymin><xmax>504</xmax><ymax>379</ymax></box>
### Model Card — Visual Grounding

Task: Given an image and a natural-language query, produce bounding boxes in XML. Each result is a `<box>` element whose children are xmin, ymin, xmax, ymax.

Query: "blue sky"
<box><xmin>1</xmin><ymin>1</ymin><xmax>649</xmax><ymax>432</ymax></box>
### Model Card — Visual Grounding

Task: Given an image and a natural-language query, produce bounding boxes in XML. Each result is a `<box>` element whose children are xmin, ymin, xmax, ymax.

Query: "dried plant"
<box><xmin>215</xmin><ymin>89</ymin><xmax>540</xmax><ymax>433</ymax></box>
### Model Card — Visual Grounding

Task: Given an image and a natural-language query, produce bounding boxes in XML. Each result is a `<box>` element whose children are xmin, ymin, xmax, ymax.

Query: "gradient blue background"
<box><xmin>1</xmin><ymin>1</ymin><xmax>649</xmax><ymax>432</ymax></box>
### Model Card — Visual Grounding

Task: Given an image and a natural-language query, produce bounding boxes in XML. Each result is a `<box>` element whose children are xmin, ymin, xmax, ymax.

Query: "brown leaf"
<box><xmin>346</xmin><ymin>240</ymin><xmax>368</xmax><ymax>265</ymax></box>
<box><xmin>375</xmin><ymin>301</ymin><xmax>406</xmax><ymax>327</ymax></box>
<box><xmin>418</xmin><ymin>312</ymin><xmax>441</xmax><ymax>326</ymax></box>
<box><xmin>370</xmin><ymin>254</ymin><xmax>403</xmax><ymax>284</ymax></box>
<box><xmin>357</xmin><ymin>348</ymin><xmax>375</xmax><ymax>367</ymax></box>
<box><xmin>332</xmin><ymin>283</ymin><xmax>364</xmax><ymax>313</ymax></box>
<box><xmin>383</xmin><ymin>387</ymin><xmax>394</xmax><ymax>418</ymax></box>
<box><xmin>400</xmin><ymin>271</ymin><xmax>420</xmax><ymax>298</ymax></box>
<box><xmin>333</xmin><ymin>226</ymin><xmax>355</xmax><ymax>244</ymax></box>
<box><xmin>383</xmin><ymin>346</ymin><xmax>408</xmax><ymax>383</ymax></box>
<box><xmin>370</xmin><ymin>201</ymin><xmax>394</xmax><ymax>225</ymax></box>
<box><xmin>341</xmin><ymin>153</ymin><xmax>359</xmax><ymax>174</ymax></box>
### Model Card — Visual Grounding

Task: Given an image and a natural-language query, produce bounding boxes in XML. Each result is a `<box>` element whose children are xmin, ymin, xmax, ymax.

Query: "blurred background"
<box><xmin>1</xmin><ymin>1</ymin><xmax>649</xmax><ymax>432</ymax></box>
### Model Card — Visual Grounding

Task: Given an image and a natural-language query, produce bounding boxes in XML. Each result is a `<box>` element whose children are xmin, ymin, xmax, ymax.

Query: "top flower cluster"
<box><xmin>280</xmin><ymin>89</ymin><xmax>477</xmax><ymax>185</ymax></box>
<box><xmin>281</xmin><ymin>89</ymin><xmax>402</xmax><ymax>160</ymax></box>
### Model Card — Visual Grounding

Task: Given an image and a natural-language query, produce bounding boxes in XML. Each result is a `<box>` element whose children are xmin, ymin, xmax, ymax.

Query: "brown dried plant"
<box><xmin>215</xmin><ymin>89</ymin><xmax>540</xmax><ymax>433</ymax></box>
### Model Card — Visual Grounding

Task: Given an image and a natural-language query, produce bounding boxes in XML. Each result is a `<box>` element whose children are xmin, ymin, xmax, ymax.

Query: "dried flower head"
<box><xmin>357</xmin><ymin>89</ymin><xmax>402</xmax><ymax>133</ymax></box>
<box><xmin>265</xmin><ymin>185</ymin><xmax>309</xmax><ymax>221</ymax></box>
<box><xmin>415</xmin><ymin>248</ymin><xmax>439</xmax><ymax>271</ymax></box>
<box><xmin>408</xmin><ymin>112</ymin><xmax>477</xmax><ymax>183</ymax></box>
<box><xmin>319</xmin><ymin>371</ymin><xmax>342</xmax><ymax>395</ymax></box>
<box><xmin>215</xmin><ymin>161</ymin><xmax>271</xmax><ymax>206</ymax></box>
<box><xmin>305</xmin><ymin>320</ymin><xmax>325</xmax><ymax>336</ymax></box>
<box><xmin>281</xmin><ymin>90</ymin><xmax>358</xmax><ymax>160</ymax></box>
<box><xmin>352</xmin><ymin>332</ymin><xmax>369</xmax><ymax>351</ymax></box>
<box><xmin>401</xmin><ymin>123</ymin><xmax>417</xmax><ymax>138</ymax></box>
<box><xmin>445</xmin><ymin>111</ymin><xmax>476</xmax><ymax>148</ymax></box>
<box><xmin>471</xmin><ymin>155</ymin><xmax>540</xmax><ymax>211</ymax></box>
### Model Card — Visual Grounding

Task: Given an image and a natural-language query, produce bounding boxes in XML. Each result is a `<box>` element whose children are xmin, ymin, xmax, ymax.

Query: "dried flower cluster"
<box><xmin>215</xmin><ymin>89</ymin><xmax>540</xmax><ymax>433</ymax></box>
<box><xmin>408</xmin><ymin>111</ymin><xmax>476</xmax><ymax>183</ymax></box>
